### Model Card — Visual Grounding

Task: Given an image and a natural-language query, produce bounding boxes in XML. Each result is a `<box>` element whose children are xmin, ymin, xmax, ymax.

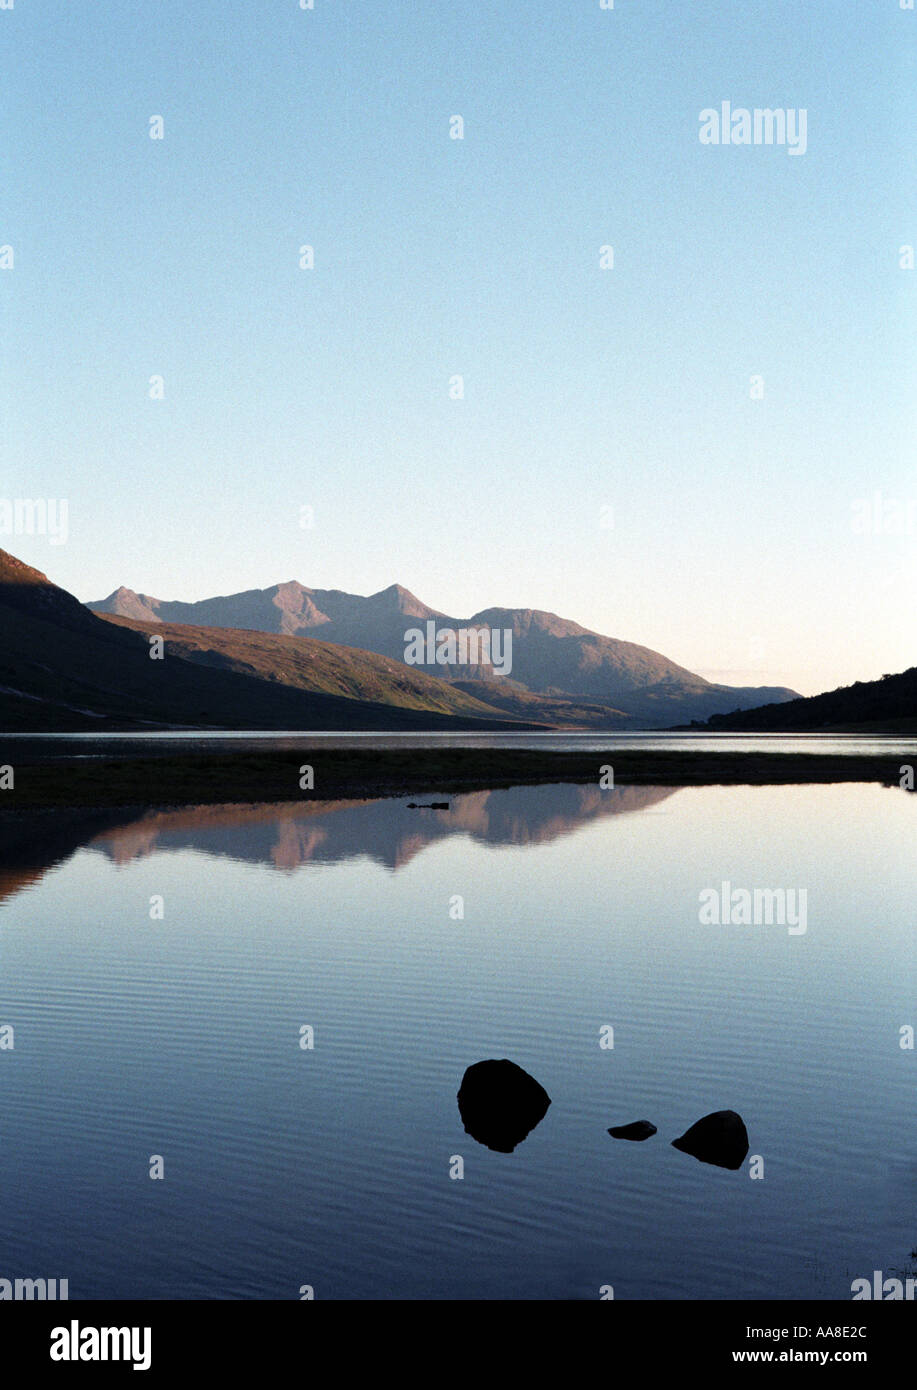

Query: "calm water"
<box><xmin>4</xmin><ymin>731</ymin><xmax>917</xmax><ymax>758</ymax></box>
<box><xmin>0</xmin><ymin>781</ymin><xmax>914</xmax><ymax>1299</ymax></box>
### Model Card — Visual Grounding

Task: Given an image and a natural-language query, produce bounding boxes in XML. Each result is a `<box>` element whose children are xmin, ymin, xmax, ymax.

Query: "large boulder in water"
<box><xmin>671</xmin><ymin>1110</ymin><xmax>749</xmax><ymax>1170</ymax></box>
<box><xmin>457</xmin><ymin>1059</ymin><xmax>551</xmax><ymax>1153</ymax></box>
<box><xmin>608</xmin><ymin>1120</ymin><xmax>657</xmax><ymax>1141</ymax></box>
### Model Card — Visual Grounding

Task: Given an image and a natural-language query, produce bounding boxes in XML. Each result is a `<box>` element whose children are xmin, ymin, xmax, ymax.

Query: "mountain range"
<box><xmin>2</xmin><ymin>548</ymin><xmax>911</xmax><ymax>732</ymax></box>
<box><xmin>89</xmin><ymin>577</ymin><xmax>798</xmax><ymax>727</ymax></box>
<box><xmin>0</xmin><ymin>550</ymin><xmax>527</xmax><ymax>732</ymax></box>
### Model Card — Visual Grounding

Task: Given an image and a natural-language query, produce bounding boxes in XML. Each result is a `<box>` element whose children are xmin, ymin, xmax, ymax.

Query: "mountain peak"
<box><xmin>0</xmin><ymin>548</ymin><xmax>52</xmax><ymax>586</ymax></box>
<box><xmin>0</xmin><ymin>548</ymin><xmax>101</xmax><ymax>633</ymax></box>
<box><xmin>372</xmin><ymin>583</ymin><xmax>415</xmax><ymax>601</ymax></box>
<box><xmin>90</xmin><ymin>586</ymin><xmax>161</xmax><ymax>622</ymax></box>
<box><xmin>366</xmin><ymin>583</ymin><xmax>437</xmax><ymax>618</ymax></box>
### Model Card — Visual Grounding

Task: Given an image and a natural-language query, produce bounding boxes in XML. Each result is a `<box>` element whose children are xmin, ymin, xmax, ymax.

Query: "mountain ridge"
<box><xmin>0</xmin><ymin>548</ymin><xmax>538</xmax><ymax>732</ymax></box>
<box><xmin>89</xmin><ymin>578</ymin><xmax>798</xmax><ymax>725</ymax></box>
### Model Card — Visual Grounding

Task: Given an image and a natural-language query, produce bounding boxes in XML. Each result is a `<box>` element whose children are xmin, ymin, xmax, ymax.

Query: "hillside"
<box><xmin>699</xmin><ymin>665</ymin><xmax>917</xmax><ymax>733</ymax></box>
<box><xmin>99</xmin><ymin>615</ymin><xmax>524</xmax><ymax>721</ymax></box>
<box><xmin>449</xmin><ymin>680</ymin><xmax>633</xmax><ymax>728</ymax></box>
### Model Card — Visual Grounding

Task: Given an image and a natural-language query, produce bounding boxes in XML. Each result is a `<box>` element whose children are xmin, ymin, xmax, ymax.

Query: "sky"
<box><xmin>2</xmin><ymin>0</ymin><xmax>915</xmax><ymax>697</ymax></box>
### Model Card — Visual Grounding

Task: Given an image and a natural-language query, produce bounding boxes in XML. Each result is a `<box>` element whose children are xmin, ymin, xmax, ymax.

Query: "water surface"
<box><xmin>0</xmin><ymin>781</ymin><xmax>914</xmax><ymax>1299</ymax></box>
<box><xmin>5</xmin><ymin>731</ymin><xmax>917</xmax><ymax>759</ymax></box>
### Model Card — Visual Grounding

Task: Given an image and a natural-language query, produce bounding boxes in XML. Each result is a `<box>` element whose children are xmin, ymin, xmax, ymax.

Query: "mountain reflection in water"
<box><xmin>0</xmin><ymin>783</ymin><xmax>677</xmax><ymax>903</ymax></box>
<box><xmin>0</xmin><ymin>779</ymin><xmax>913</xmax><ymax>1299</ymax></box>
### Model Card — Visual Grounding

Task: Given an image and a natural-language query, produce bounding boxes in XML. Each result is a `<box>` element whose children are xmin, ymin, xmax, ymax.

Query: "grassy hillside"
<box><xmin>448</xmin><ymin>679</ymin><xmax>633</xmax><ymax>728</ymax></box>
<box><xmin>100</xmin><ymin>615</ymin><xmax>524</xmax><ymax>721</ymax></box>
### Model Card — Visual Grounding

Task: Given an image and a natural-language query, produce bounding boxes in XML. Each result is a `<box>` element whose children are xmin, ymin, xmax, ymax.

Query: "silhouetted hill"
<box><xmin>90</xmin><ymin>578</ymin><xmax>798</xmax><ymax>726</ymax></box>
<box><xmin>699</xmin><ymin>665</ymin><xmax>917</xmax><ymax>733</ymax></box>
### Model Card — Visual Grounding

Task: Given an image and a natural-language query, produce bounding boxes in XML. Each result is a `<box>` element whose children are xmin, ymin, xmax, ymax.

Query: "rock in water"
<box><xmin>671</xmin><ymin>1110</ymin><xmax>749</xmax><ymax>1169</ymax></box>
<box><xmin>457</xmin><ymin>1059</ymin><xmax>551</xmax><ymax>1153</ymax></box>
<box><xmin>608</xmin><ymin>1120</ymin><xmax>657</xmax><ymax>1141</ymax></box>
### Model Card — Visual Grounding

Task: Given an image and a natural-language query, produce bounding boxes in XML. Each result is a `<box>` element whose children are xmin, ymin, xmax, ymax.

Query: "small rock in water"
<box><xmin>457</xmin><ymin>1059</ymin><xmax>551</xmax><ymax>1153</ymax></box>
<box><xmin>608</xmin><ymin>1120</ymin><xmax>657</xmax><ymax>1141</ymax></box>
<box><xmin>671</xmin><ymin>1109</ymin><xmax>749</xmax><ymax>1170</ymax></box>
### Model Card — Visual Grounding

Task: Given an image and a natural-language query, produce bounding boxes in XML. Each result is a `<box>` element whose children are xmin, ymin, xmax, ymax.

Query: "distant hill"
<box><xmin>699</xmin><ymin>665</ymin><xmax>917</xmax><ymax>733</ymax></box>
<box><xmin>448</xmin><ymin>680</ymin><xmax>633</xmax><ymax>729</ymax></box>
<box><xmin>0</xmin><ymin>550</ymin><xmax>535</xmax><ymax>732</ymax></box>
<box><xmin>90</xmin><ymin>579</ymin><xmax>798</xmax><ymax>726</ymax></box>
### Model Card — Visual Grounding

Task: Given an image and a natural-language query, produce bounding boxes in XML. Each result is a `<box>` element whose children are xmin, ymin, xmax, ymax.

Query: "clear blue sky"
<box><xmin>3</xmin><ymin>1</ymin><xmax>915</xmax><ymax>695</ymax></box>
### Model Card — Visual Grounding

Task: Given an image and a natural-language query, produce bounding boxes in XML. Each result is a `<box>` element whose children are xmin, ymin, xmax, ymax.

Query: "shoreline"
<box><xmin>0</xmin><ymin>747</ymin><xmax>909</xmax><ymax>814</ymax></box>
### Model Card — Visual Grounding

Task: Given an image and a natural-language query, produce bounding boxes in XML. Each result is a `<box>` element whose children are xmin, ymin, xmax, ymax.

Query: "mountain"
<box><xmin>90</xmin><ymin>579</ymin><xmax>798</xmax><ymax>726</ymax></box>
<box><xmin>698</xmin><ymin>665</ymin><xmax>917</xmax><ymax>734</ymax></box>
<box><xmin>0</xmin><ymin>550</ymin><xmax>534</xmax><ymax>732</ymax></box>
<box><xmin>90</xmin><ymin>580</ymin><xmax>439</xmax><ymax>644</ymax></box>
<box><xmin>98</xmin><ymin>615</ymin><xmax>532</xmax><ymax>722</ymax></box>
